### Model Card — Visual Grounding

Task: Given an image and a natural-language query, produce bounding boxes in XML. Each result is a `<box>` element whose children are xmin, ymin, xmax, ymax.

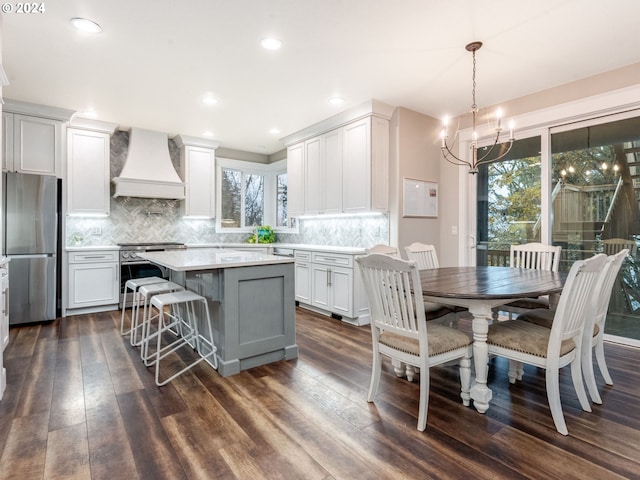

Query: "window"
<box><xmin>476</xmin><ymin>136</ymin><xmax>542</xmax><ymax>267</ymax></box>
<box><xmin>217</xmin><ymin>158</ymin><xmax>292</xmax><ymax>232</ymax></box>
<box><xmin>276</xmin><ymin>171</ymin><xmax>287</xmax><ymax>227</ymax></box>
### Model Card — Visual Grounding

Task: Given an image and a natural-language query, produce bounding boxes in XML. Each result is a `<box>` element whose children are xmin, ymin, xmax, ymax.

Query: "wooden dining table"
<box><xmin>419</xmin><ymin>266</ymin><xmax>567</xmax><ymax>414</ymax></box>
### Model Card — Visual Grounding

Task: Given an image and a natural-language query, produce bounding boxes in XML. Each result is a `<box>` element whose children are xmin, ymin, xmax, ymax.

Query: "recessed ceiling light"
<box><xmin>202</xmin><ymin>131</ymin><xmax>214</xmax><ymax>137</ymax></box>
<box><xmin>269</xmin><ymin>128</ymin><xmax>280</xmax><ymax>135</ymax></box>
<box><xmin>261</xmin><ymin>37</ymin><xmax>282</xmax><ymax>50</ymax></box>
<box><xmin>70</xmin><ymin>17</ymin><xmax>102</xmax><ymax>34</ymax></box>
<box><xmin>328</xmin><ymin>96</ymin><xmax>345</xmax><ymax>106</ymax></box>
<box><xmin>202</xmin><ymin>94</ymin><xmax>218</xmax><ymax>105</ymax></box>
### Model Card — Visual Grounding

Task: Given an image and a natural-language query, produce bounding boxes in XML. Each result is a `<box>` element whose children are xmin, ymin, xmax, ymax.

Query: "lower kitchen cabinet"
<box><xmin>311</xmin><ymin>263</ymin><xmax>353</xmax><ymax>315</ymax></box>
<box><xmin>294</xmin><ymin>251</ymin><xmax>311</xmax><ymax>304</ymax></box>
<box><xmin>0</xmin><ymin>261</ymin><xmax>8</xmax><ymax>401</ymax></box>
<box><xmin>295</xmin><ymin>248</ymin><xmax>370</xmax><ymax>325</ymax></box>
<box><xmin>1</xmin><ymin>264</ymin><xmax>8</xmax><ymax>351</ymax></box>
<box><xmin>67</xmin><ymin>250</ymin><xmax>119</xmax><ymax>313</ymax></box>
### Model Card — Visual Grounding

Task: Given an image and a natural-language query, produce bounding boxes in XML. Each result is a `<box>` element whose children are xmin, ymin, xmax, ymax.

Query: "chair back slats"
<box><xmin>357</xmin><ymin>253</ymin><xmax>424</xmax><ymax>340</ymax></box>
<box><xmin>547</xmin><ymin>254</ymin><xmax>607</xmax><ymax>355</ymax></box>
<box><xmin>592</xmin><ymin>249</ymin><xmax>629</xmax><ymax>328</ymax></box>
<box><xmin>510</xmin><ymin>242</ymin><xmax>562</xmax><ymax>272</ymax></box>
<box><xmin>404</xmin><ymin>242</ymin><xmax>440</xmax><ymax>270</ymax></box>
<box><xmin>602</xmin><ymin>238</ymin><xmax>637</xmax><ymax>257</ymax></box>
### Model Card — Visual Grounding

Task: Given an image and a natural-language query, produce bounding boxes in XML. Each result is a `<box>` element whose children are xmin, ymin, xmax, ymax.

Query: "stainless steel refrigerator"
<box><xmin>2</xmin><ymin>172</ymin><xmax>57</xmax><ymax>325</ymax></box>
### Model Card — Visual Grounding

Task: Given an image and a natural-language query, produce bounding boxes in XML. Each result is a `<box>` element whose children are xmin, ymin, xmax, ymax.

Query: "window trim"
<box><xmin>216</xmin><ymin>157</ymin><xmax>295</xmax><ymax>233</ymax></box>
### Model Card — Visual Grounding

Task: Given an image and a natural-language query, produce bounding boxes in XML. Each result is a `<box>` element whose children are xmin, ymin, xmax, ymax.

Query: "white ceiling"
<box><xmin>3</xmin><ymin>0</ymin><xmax>640</xmax><ymax>155</ymax></box>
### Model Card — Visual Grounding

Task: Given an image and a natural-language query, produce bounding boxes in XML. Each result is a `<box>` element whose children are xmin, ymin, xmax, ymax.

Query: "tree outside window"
<box><xmin>220</xmin><ymin>168</ymin><xmax>264</xmax><ymax>228</ymax></box>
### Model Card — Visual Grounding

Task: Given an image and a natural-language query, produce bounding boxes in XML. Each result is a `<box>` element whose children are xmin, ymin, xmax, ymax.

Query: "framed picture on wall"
<box><xmin>402</xmin><ymin>177</ymin><xmax>438</xmax><ymax>218</ymax></box>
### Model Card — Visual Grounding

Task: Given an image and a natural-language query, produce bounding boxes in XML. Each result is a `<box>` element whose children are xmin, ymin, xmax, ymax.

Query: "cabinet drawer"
<box><xmin>294</xmin><ymin>250</ymin><xmax>311</xmax><ymax>262</ymax></box>
<box><xmin>69</xmin><ymin>251</ymin><xmax>118</xmax><ymax>263</ymax></box>
<box><xmin>311</xmin><ymin>251</ymin><xmax>353</xmax><ymax>268</ymax></box>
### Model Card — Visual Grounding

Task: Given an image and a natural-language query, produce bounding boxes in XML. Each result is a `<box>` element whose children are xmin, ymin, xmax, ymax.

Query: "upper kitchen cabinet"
<box><xmin>282</xmin><ymin>100</ymin><xmax>393</xmax><ymax>217</ymax></box>
<box><xmin>67</xmin><ymin>118</ymin><xmax>118</xmax><ymax>216</ymax></box>
<box><xmin>2</xmin><ymin>100</ymin><xmax>74</xmax><ymax>177</ymax></box>
<box><xmin>175</xmin><ymin>135</ymin><xmax>219</xmax><ymax>218</ymax></box>
<box><xmin>304</xmin><ymin>129</ymin><xmax>343</xmax><ymax>215</ymax></box>
<box><xmin>343</xmin><ymin>116</ymin><xmax>390</xmax><ymax>213</ymax></box>
<box><xmin>286</xmin><ymin>142</ymin><xmax>304</xmax><ymax>218</ymax></box>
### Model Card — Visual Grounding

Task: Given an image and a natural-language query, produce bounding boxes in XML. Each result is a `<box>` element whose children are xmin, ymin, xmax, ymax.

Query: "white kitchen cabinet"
<box><xmin>67</xmin><ymin>126</ymin><xmax>113</xmax><ymax>215</ymax></box>
<box><xmin>322</xmin><ymin>128</ymin><xmax>343</xmax><ymax>214</ymax></box>
<box><xmin>304</xmin><ymin>129</ymin><xmax>344</xmax><ymax>215</ymax></box>
<box><xmin>1</xmin><ymin>263</ymin><xmax>9</xmax><ymax>351</ymax></box>
<box><xmin>0</xmin><ymin>263</ymin><xmax>5</xmax><ymax>401</ymax></box>
<box><xmin>67</xmin><ymin>250</ymin><xmax>119</xmax><ymax>312</ymax></box>
<box><xmin>175</xmin><ymin>135</ymin><xmax>219</xmax><ymax>218</ymax></box>
<box><xmin>304</xmin><ymin>136</ymin><xmax>323</xmax><ymax>214</ymax></box>
<box><xmin>311</xmin><ymin>263</ymin><xmax>353</xmax><ymax>316</ymax></box>
<box><xmin>342</xmin><ymin>116</ymin><xmax>389</xmax><ymax>213</ymax></box>
<box><xmin>295</xmin><ymin>248</ymin><xmax>370</xmax><ymax>325</ymax></box>
<box><xmin>286</xmin><ymin>142</ymin><xmax>304</xmax><ymax>219</ymax></box>
<box><xmin>2</xmin><ymin>113</ymin><xmax>64</xmax><ymax>176</ymax></box>
<box><xmin>2</xmin><ymin>111</ymin><xmax>13</xmax><ymax>172</ymax></box>
<box><xmin>285</xmin><ymin>114</ymin><xmax>388</xmax><ymax>217</ymax></box>
<box><xmin>294</xmin><ymin>250</ymin><xmax>311</xmax><ymax>304</ymax></box>
<box><xmin>3</xmin><ymin>101</ymin><xmax>74</xmax><ymax>178</ymax></box>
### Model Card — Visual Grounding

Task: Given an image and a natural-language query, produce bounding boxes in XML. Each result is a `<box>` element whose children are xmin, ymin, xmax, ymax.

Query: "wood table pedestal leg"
<box><xmin>468</xmin><ymin>305</ymin><xmax>493</xmax><ymax>413</ymax></box>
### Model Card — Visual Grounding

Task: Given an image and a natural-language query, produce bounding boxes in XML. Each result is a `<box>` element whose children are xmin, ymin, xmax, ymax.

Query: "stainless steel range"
<box><xmin>118</xmin><ymin>242</ymin><xmax>186</xmax><ymax>307</ymax></box>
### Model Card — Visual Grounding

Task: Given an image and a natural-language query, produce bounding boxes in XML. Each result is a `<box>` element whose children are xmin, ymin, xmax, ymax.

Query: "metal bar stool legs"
<box><xmin>120</xmin><ymin>276</ymin><xmax>166</xmax><ymax>337</ymax></box>
<box><xmin>134</xmin><ymin>281</ymin><xmax>184</xmax><ymax>350</ymax></box>
<box><xmin>147</xmin><ymin>290</ymin><xmax>218</xmax><ymax>386</ymax></box>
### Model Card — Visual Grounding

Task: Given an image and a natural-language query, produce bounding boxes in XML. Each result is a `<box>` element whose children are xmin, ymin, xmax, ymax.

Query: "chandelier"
<box><xmin>440</xmin><ymin>41</ymin><xmax>515</xmax><ymax>174</ymax></box>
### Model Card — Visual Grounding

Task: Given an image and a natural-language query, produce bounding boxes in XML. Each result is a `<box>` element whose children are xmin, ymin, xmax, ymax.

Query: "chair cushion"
<box><xmin>504</xmin><ymin>297</ymin><xmax>550</xmax><ymax>310</ymax></box>
<box><xmin>487</xmin><ymin>319</ymin><xmax>575</xmax><ymax>358</ymax></box>
<box><xmin>379</xmin><ymin>324</ymin><xmax>471</xmax><ymax>357</ymax></box>
<box><xmin>518</xmin><ymin>309</ymin><xmax>601</xmax><ymax>337</ymax></box>
<box><xmin>516</xmin><ymin>308</ymin><xmax>555</xmax><ymax>328</ymax></box>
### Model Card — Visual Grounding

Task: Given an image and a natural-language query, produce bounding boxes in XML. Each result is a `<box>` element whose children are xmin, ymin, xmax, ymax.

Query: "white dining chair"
<box><xmin>356</xmin><ymin>253</ymin><xmax>473</xmax><ymax>431</ymax></box>
<box><xmin>516</xmin><ymin>249</ymin><xmax>629</xmax><ymax>404</ymax></box>
<box><xmin>485</xmin><ymin>253</ymin><xmax>607</xmax><ymax>435</ymax></box>
<box><xmin>404</xmin><ymin>241</ymin><xmax>468</xmax><ymax>324</ymax></box>
<box><xmin>602</xmin><ymin>238</ymin><xmax>636</xmax><ymax>257</ymax></box>
<box><xmin>581</xmin><ymin>248</ymin><xmax>628</xmax><ymax>404</ymax></box>
<box><xmin>404</xmin><ymin>242</ymin><xmax>440</xmax><ymax>269</ymax></box>
<box><xmin>367</xmin><ymin>244</ymin><xmax>400</xmax><ymax>257</ymax></box>
<box><xmin>494</xmin><ymin>242</ymin><xmax>562</xmax><ymax>320</ymax></box>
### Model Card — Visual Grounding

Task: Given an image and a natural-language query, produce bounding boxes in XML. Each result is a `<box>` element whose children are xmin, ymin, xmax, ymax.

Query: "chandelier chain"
<box><xmin>440</xmin><ymin>41</ymin><xmax>515</xmax><ymax>174</ymax></box>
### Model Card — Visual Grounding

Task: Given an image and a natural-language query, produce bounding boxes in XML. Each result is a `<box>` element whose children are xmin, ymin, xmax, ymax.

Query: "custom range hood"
<box><xmin>112</xmin><ymin>128</ymin><xmax>185</xmax><ymax>199</ymax></box>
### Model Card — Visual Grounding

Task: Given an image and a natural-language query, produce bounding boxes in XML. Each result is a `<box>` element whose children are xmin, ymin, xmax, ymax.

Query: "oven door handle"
<box><xmin>122</xmin><ymin>260</ymin><xmax>156</xmax><ymax>266</ymax></box>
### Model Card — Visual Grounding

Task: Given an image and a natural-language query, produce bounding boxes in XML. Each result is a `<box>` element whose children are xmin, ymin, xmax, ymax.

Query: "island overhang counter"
<box><xmin>139</xmin><ymin>248</ymin><xmax>298</xmax><ymax>377</ymax></box>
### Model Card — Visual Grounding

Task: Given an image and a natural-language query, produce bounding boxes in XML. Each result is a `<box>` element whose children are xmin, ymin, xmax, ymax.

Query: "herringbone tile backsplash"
<box><xmin>66</xmin><ymin>130</ymin><xmax>389</xmax><ymax>248</ymax></box>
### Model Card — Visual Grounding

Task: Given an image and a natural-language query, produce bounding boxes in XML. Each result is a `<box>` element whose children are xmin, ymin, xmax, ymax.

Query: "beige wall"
<box><xmin>389</xmin><ymin>107</ymin><xmax>443</xmax><ymax>259</ymax></box>
<box><xmin>434</xmin><ymin>62</ymin><xmax>640</xmax><ymax>267</ymax></box>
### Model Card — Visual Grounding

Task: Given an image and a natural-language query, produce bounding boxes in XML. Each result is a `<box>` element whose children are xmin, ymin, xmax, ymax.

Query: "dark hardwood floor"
<box><xmin>0</xmin><ymin>307</ymin><xmax>639</xmax><ymax>479</ymax></box>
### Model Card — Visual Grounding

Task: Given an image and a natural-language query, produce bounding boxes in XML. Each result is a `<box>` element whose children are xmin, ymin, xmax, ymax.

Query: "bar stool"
<box><xmin>120</xmin><ymin>276</ymin><xmax>166</xmax><ymax>338</ymax></box>
<box><xmin>146</xmin><ymin>290</ymin><xmax>217</xmax><ymax>386</ymax></box>
<box><xmin>133</xmin><ymin>281</ymin><xmax>184</xmax><ymax>349</ymax></box>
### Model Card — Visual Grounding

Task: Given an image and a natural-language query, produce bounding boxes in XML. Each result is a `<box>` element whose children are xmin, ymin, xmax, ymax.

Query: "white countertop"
<box><xmin>66</xmin><ymin>245</ymin><xmax>120</xmax><ymax>252</ymax></box>
<box><xmin>139</xmin><ymin>247</ymin><xmax>295</xmax><ymax>271</ymax></box>
<box><xmin>67</xmin><ymin>243</ymin><xmax>368</xmax><ymax>255</ymax></box>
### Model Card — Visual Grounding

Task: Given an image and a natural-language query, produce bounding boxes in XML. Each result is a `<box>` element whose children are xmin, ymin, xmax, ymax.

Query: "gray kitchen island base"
<box><xmin>171</xmin><ymin>261</ymin><xmax>298</xmax><ymax>377</ymax></box>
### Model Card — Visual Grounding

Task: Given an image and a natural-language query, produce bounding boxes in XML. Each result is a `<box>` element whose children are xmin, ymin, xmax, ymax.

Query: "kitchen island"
<box><xmin>140</xmin><ymin>248</ymin><xmax>297</xmax><ymax>377</ymax></box>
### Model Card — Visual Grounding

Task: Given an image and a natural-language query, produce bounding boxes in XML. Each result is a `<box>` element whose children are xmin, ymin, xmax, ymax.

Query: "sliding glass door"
<box><xmin>475</xmin><ymin>114</ymin><xmax>640</xmax><ymax>344</ymax></box>
<box><xmin>551</xmin><ymin>116</ymin><xmax>640</xmax><ymax>342</ymax></box>
<box><xmin>476</xmin><ymin>136</ymin><xmax>542</xmax><ymax>267</ymax></box>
